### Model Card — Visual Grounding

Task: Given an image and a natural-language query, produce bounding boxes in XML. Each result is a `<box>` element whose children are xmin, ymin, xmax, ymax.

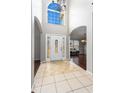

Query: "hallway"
<box><xmin>32</xmin><ymin>61</ymin><xmax>92</xmax><ymax>93</ymax></box>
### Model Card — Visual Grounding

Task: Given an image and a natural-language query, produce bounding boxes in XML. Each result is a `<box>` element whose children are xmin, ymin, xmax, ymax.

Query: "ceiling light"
<box><xmin>81</xmin><ymin>40</ymin><xmax>86</xmax><ymax>42</ymax></box>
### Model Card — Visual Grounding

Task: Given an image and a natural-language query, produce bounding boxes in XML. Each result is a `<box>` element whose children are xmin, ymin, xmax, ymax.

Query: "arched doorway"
<box><xmin>70</xmin><ymin>26</ymin><xmax>87</xmax><ymax>70</ymax></box>
<box><xmin>34</xmin><ymin>16</ymin><xmax>42</xmax><ymax>76</ymax></box>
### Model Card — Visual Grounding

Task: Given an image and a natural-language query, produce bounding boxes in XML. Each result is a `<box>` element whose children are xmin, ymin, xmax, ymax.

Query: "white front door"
<box><xmin>51</xmin><ymin>36</ymin><xmax>62</xmax><ymax>60</ymax></box>
<box><xmin>46</xmin><ymin>34</ymin><xmax>66</xmax><ymax>61</ymax></box>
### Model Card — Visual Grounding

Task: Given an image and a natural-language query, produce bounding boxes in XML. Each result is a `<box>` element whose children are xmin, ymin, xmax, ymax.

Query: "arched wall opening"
<box><xmin>34</xmin><ymin>16</ymin><xmax>42</xmax><ymax>76</ymax></box>
<box><xmin>70</xmin><ymin>26</ymin><xmax>87</xmax><ymax>70</ymax></box>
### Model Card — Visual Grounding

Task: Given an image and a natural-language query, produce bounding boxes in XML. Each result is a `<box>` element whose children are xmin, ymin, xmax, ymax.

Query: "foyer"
<box><xmin>32</xmin><ymin>0</ymin><xmax>93</xmax><ymax>93</ymax></box>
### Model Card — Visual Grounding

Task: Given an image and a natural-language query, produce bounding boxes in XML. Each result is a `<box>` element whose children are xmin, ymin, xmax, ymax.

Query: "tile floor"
<box><xmin>32</xmin><ymin>61</ymin><xmax>93</xmax><ymax>93</ymax></box>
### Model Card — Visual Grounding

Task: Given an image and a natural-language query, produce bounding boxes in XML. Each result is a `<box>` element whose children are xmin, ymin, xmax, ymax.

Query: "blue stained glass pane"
<box><xmin>48</xmin><ymin>2</ymin><xmax>61</xmax><ymax>12</ymax></box>
<box><xmin>48</xmin><ymin>10</ymin><xmax>61</xmax><ymax>25</ymax></box>
<box><xmin>48</xmin><ymin>1</ymin><xmax>65</xmax><ymax>25</ymax></box>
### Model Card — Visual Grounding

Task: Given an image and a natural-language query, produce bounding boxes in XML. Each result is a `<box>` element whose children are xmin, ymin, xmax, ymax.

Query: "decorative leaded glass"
<box><xmin>48</xmin><ymin>0</ymin><xmax>66</xmax><ymax>25</ymax></box>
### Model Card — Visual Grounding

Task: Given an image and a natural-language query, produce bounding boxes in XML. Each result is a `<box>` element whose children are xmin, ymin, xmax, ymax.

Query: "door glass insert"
<box><xmin>62</xmin><ymin>37</ymin><xmax>65</xmax><ymax>57</ymax></box>
<box><xmin>55</xmin><ymin>39</ymin><xmax>58</xmax><ymax>55</ymax></box>
<box><xmin>47</xmin><ymin>36</ymin><xmax>50</xmax><ymax>58</ymax></box>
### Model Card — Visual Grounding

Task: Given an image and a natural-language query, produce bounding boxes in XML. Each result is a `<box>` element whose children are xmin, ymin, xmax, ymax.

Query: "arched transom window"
<box><xmin>48</xmin><ymin>0</ymin><xmax>66</xmax><ymax>25</ymax></box>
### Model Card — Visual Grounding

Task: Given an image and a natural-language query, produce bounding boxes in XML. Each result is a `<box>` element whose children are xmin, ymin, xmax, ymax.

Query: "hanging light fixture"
<box><xmin>81</xmin><ymin>40</ymin><xmax>86</xmax><ymax>43</ymax></box>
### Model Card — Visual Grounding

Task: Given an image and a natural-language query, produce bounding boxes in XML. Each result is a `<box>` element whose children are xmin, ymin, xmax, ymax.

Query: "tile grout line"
<box><xmin>32</xmin><ymin>64</ymin><xmax>46</xmax><ymax>93</ymax></box>
<box><xmin>53</xmin><ymin>72</ymin><xmax>58</xmax><ymax>93</ymax></box>
<box><xmin>72</xmin><ymin>71</ymin><xmax>92</xmax><ymax>93</ymax></box>
<box><xmin>40</xmin><ymin>64</ymin><xmax>47</xmax><ymax>93</ymax></box>
<box><xmin>41</xmin><ymin>64</ymin><xmax>47</xmax><ymax>86</ymax></box>
<box><xmin>63</xmin><ymin>72</ymin><xmax>74</xmax><ymax>93</ymax></box>
<box><xmin>41</xmin><ymin>79</ymin><xmax>66</xmax><ymax>86</ymax></box>
<box><xmin>33</xmin><ymin>62</ymin><xmax>92</xmax><ymax>93</ymax></box>
<box><xmin>41</xmin><ymin>63</ymin><xmax>58</xmax><ymax>93</ymax></box>
<box><xmin>63</xmin><ymin>69</ymin><xmax>92</xmax><ymax>92</ymax></box>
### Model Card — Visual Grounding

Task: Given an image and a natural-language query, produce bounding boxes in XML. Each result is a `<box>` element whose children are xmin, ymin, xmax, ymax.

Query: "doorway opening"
<box><xmin>34</xmin><ymin>16</ymin><xmax>42</xmax><ymax>76</ymax></box>
<box><xmin>70</xmin><ymin>26</ymin><xmax>87</xmax><ymax>70</ymax></box>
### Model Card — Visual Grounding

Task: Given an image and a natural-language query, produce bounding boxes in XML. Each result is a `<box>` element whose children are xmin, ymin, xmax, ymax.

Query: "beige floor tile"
<box><xmin>44</xmin><ymin>72</ymin><xmax>54</xmax><ymax>77</ymax></box>
<box><xmin>79</xmin><ymin>70</ymin><xmax>87</xmax><ymax>74</ymax></box>
<box><xmin>32</xmin><ymin>61</ymin><xmax>93</xmax><ymax>93</ymax></box>
<box><xmin>64</xmin><ymin>72</ymin><xmax>75</xmax><ymax>80</ymax></box>
<box><xmin>35</xmin><ymin>73</ymin><xmax>44</xmax><ymax>80</ymax></box>
<box><xmin>74</xmin><ymin>67</ymin><xmax>82</xmax><ymax>71</ymax></box>
<box><xmin>33</xmin><ymin>79</ymin><xmax>42</xmax><ymax>88</ymax></box>
<box><xmin>86</xmin><ymin>86</ymin><xmax>93</xmax><ymax>93</ymax></box>
<box><xmin>54</xmin><ymin>71</ymin><xmax>62</xmax><ymax>75</ymax></box>
<box><xmin>73</xmin><ymin>88</ymin><xmax>89</xmax><ymax>93</ymax></box>
<box><xmin>77</xmin><ymin>76</ymin><xmax>92</xmax><ymax>87</ymax></box>
<box><xmin>73</xmin><ymin>71</ymin><xmax>85</xmax><ymax>77</ymax></box>
<box><xmin>33</xmin><ymin>87</ymin><xmax>41</xmax><ymax>93</ymax></box>
<box><xmin>41</xmin><ymin>83</ymin><xmax>56</xmax><ymax>93</ymax></box>
<box><xmin>42</xmin><ymin>76</ymin><xmax>55</xmax><ymax>85</ymax></box>
<box><xmin>68</xmin><ymin>78</ymin><xmax>83</xmax><ymax>90</ymax></box>
<box><xmin>87</xmin><ymin>75</ymin><xmax>93</xmax><ymax>82</ymax></box>
<box><xmin>56</xmin><ymin>80</ymin><xmax>72</xmax><ymax>93</ymax></box>
<box><xmin>67</xmin><ymin>91</ymin><xmax>74</xmax><ymax>93</ymax></box>
<box><xmin>55</xmin><ymin>74</ymin><xmax>66</xmax><ymax>82</ymax></box>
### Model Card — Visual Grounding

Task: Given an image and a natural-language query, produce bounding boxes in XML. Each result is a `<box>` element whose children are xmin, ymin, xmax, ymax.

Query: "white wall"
<box><xmin>32</xmin><ymin>0</ymin><xmax>42</xmax><ymax>23</ymax></box>
<box><xmin>69</xmin><ymin>0</ymin><xmax>93</xmax><ymax>73</ymax></box>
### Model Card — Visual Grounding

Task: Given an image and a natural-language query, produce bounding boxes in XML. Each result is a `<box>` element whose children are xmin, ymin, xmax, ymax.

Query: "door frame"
<box><xmin>46</xmin><ymin>34</ymin><xmax>66</xmax><ymax>61</ymax></box>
